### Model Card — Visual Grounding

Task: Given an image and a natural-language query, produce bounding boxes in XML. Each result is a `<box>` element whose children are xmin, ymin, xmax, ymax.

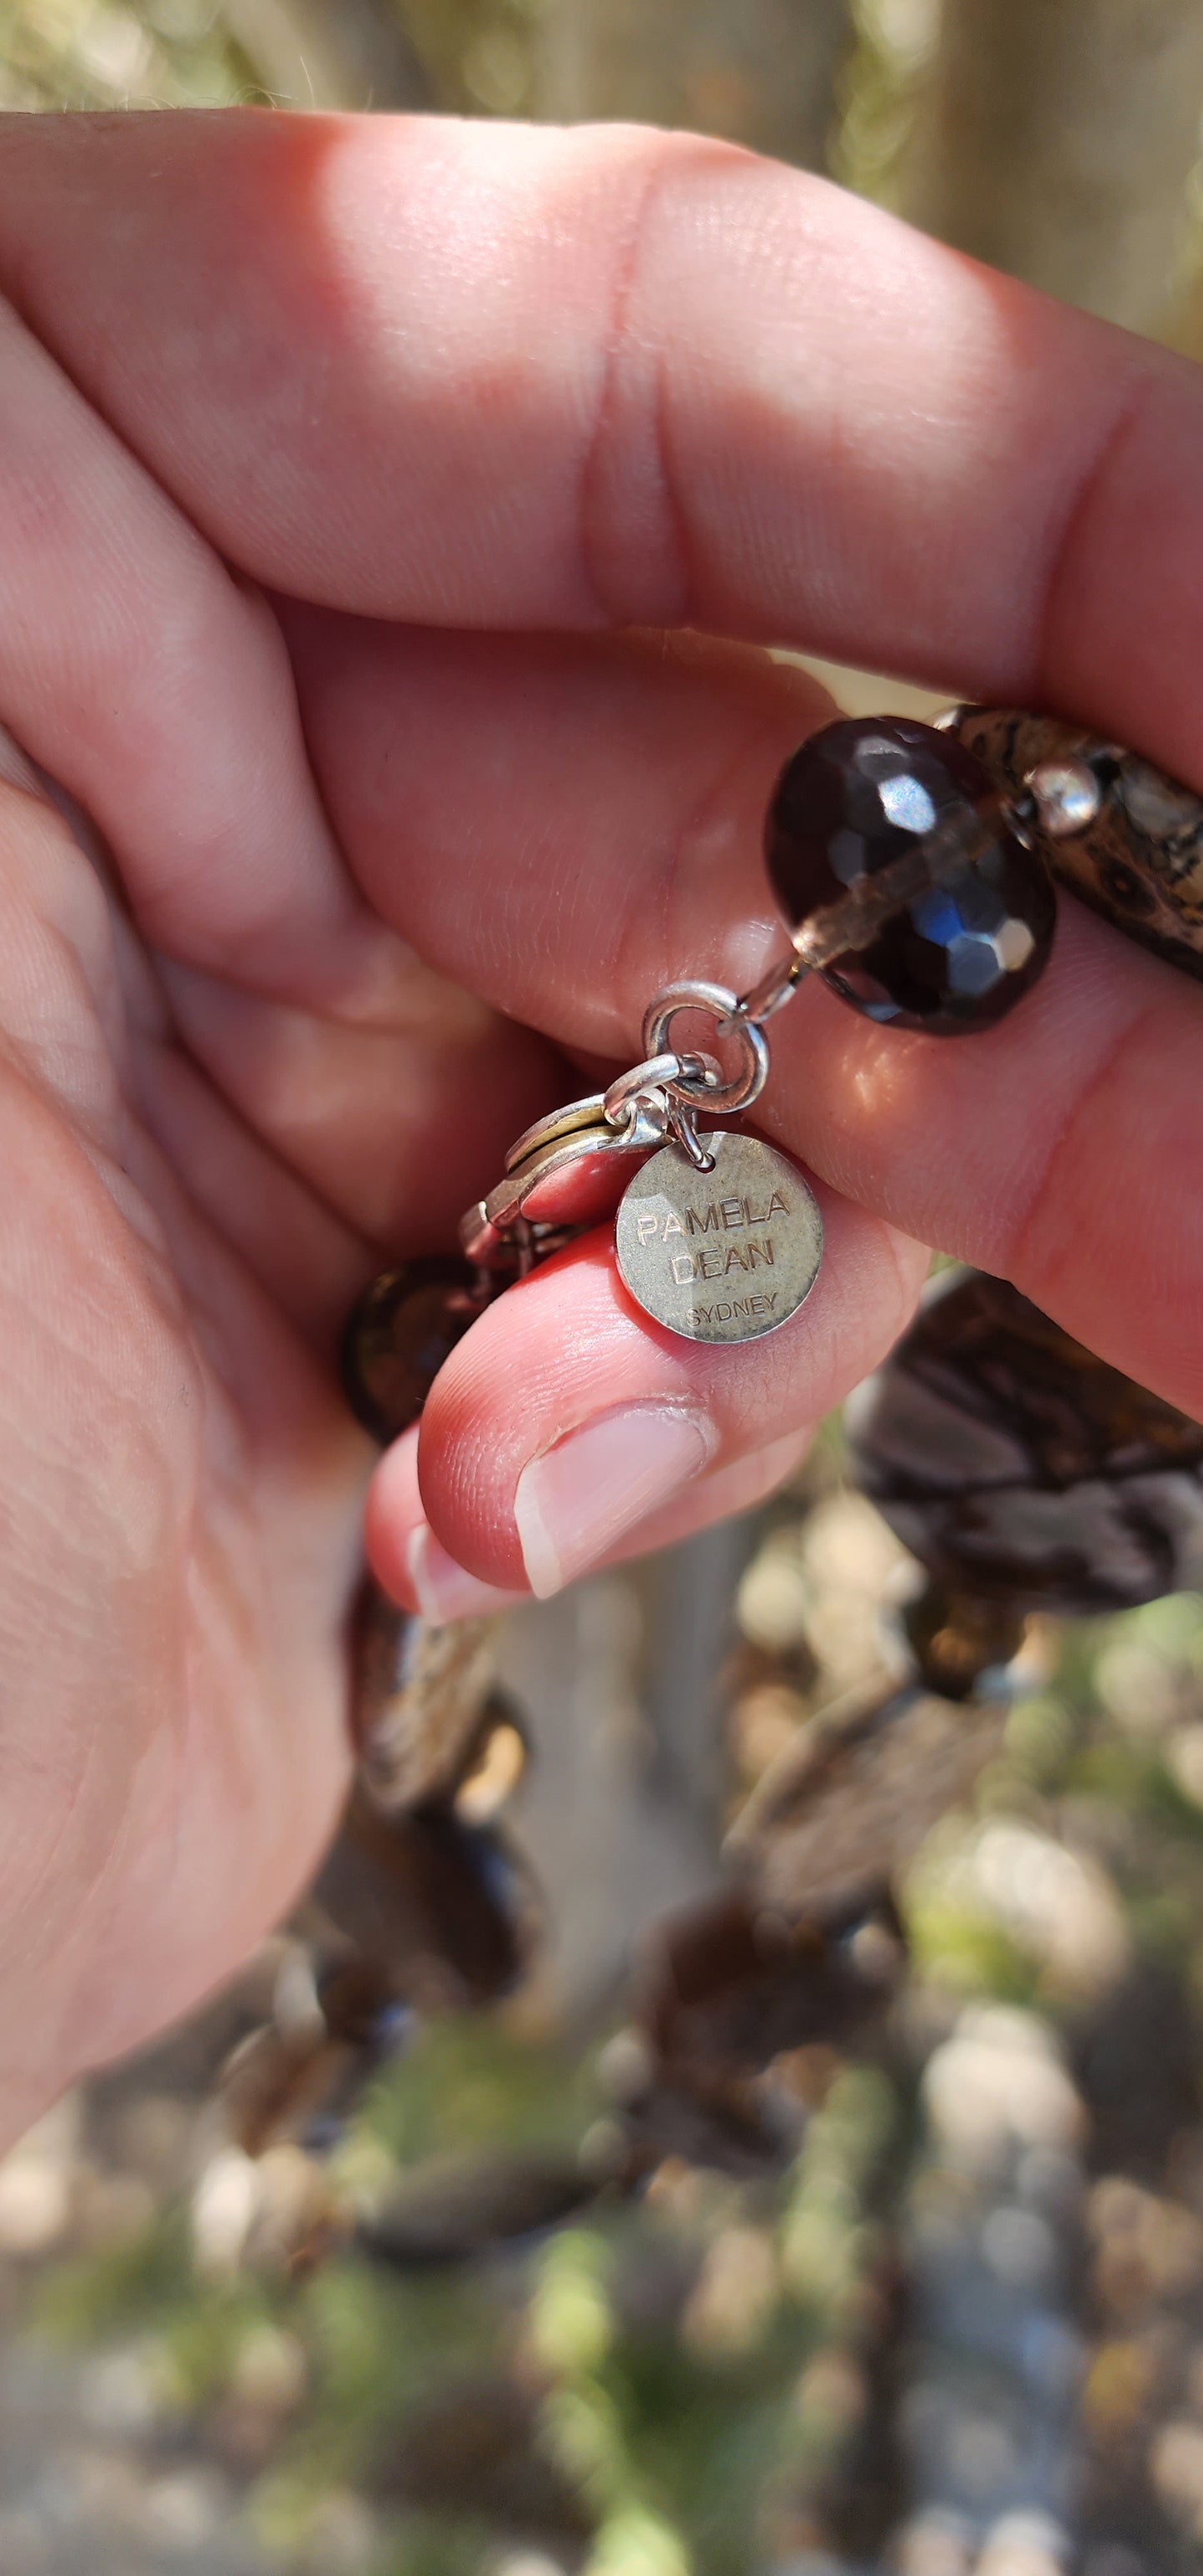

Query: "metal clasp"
<box><xmin>460</xmin><ymin>989</ymin><xmax>775</xmax><ymax>1271</ymax></box>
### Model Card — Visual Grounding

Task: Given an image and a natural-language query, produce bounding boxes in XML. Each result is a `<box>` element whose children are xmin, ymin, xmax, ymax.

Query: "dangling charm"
<box><xmin>615</xmin><ymin>1130</ymin><xmax>823</xmax><ymax>1344</ymax></box>
<box><xmin>460</xmin><ymin>977</ymin><xmax>824</xmax><ymax>1348</ymax></box>
<box><xmin>356</xmin><ymin>701</ymin><xmax>1203</xmax><ymax>1404</ymax></box>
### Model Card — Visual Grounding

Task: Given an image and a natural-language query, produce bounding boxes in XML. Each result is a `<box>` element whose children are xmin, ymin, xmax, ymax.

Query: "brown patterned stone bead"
<box><xmin>633</xmin><ymin>1886</ymin><xmax>905</xmax><ymax>2074</ymax></box>
<box><xmin>847</xmin><ymin>1270</ymin><xmax>1203</xmax><ymax>1614</ymax></box>
<box><xmin>355</xmin><ymin>2151</ymin><xmax>597</xmax><ymax>2269</ymax></box>
<box><xmin>311</xmin><ymin>1787</ymin><xmax>539</xmax><ymax>2011</ymax></box>
<box><xmin>351</xmin><ymin>1579</ymin><xmax>502</xmax><ymax>1810</ymax></box>
<box><xmin>900</xmin><ymin>1580</ymin><xmax>1027</xmax><ymax>1701</ymax></box>
<box><xmin>948</xmin><ymin>705</ymin><xmax>1203</xmax><ymax>980</ymax></box>
<box><xmin>341</xmin><ymin>1256</ymin><xmax>492</xmax><ymax>1445</ymax></box>
<box><xmin>219</xmin><ymin>1958</ymin><xmax>409</xmax><ymax>2160</ymax></box>
<box><xmin>604</xmin><ymin>1885</ymin><xmax>907</xmax><ymax>2179</ymax></box>
<box><xmin>727</xmin><ymin>1678</ymin><xmax>1008</xmax><ymax>1922</ymax></box>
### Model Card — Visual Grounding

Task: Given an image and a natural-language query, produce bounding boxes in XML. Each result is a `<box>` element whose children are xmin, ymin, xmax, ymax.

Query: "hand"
<box><xmin>0</xmin><ymin>107</ymin><xmax>1199</xmax><ymax>2132</ymax></box>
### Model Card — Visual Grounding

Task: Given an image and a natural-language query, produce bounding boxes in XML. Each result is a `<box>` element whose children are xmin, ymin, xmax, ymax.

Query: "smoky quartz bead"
<box><xmin>765</xmin><ymin>715</ymin><xmax>1056</xmax><ymax>1034</ymax></box>
<box><xmin>341</xmin><ymin>1256</ymin><xmax>491</xmax><ymax>1445</ymax></box>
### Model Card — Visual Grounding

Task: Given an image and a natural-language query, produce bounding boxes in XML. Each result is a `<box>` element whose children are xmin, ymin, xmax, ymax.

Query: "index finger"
<box><xmin>2</xmin><ymin>110</ymin><xmax>1201</xmax><ymax>782</ymax></box>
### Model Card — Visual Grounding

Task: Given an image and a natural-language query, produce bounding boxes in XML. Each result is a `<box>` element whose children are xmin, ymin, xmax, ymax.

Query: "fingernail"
<box><xmin>406</xmin><ymin>1524</ymin><xmax>525</xmax><ymax>1625</ymax></box>
<box><xmin>514</xmin><ymin>1405</ymin><xmax>715</xmax><ymax>1599</ymax></box>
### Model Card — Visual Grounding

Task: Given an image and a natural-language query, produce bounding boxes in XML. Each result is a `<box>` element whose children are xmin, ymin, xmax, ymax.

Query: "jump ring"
<box><xmin>640</xmin><ymin>981</ymin><xmax>770</xmax><ymax>1116</ymax></box>
<box><xmin>603</xmin><ymin>1049</ymin><xmax>718</xmax><ymax>1128</ymax></box>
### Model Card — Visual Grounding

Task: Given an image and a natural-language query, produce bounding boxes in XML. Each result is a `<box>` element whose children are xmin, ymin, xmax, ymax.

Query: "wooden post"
<box><xmin>900</xmin><ymin>0</ymin><xmax>1203</xmax><ymax>331</ymax></box>
<box><xmin>535</xmin><ymin>0</ymin><xmax>853</xmax><ymax>172</ymax></box>
<box><xmin>221</xmin><ymin>0</ymin><xmax>432</xmax><ymax>109</ymax></box>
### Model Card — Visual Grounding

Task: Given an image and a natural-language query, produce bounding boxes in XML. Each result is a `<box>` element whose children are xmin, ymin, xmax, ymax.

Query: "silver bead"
<box><xmin>1025</xmin><ymin>754</ymin><xmax>1103</xmax><ymax>838</ymax></box>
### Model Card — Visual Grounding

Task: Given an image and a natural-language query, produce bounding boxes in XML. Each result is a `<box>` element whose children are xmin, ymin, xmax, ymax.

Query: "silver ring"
<box><xmin>640</xmin><ymin>981</ymin><xmax>769</xmax><ymax>1116</ymax></box>
<box><xmin>603</xmin><ymin>1049</ymin><xmax>719</xmax><ymax>1127</ymax></box>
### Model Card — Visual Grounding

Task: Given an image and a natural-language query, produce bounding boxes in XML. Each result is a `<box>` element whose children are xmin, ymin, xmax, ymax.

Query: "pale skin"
<box><xmin>0</xmin><ymin>107</ymin><xmax>1200</xmax><ymax>2142</ymax></box>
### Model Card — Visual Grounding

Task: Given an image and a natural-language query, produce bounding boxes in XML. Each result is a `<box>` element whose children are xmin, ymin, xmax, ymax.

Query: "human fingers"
<box><xmin>371</xmin><ymin>1420</ymin><xmax>810</xmax><ymax>1622</ymax></box>
<box><xmin>0</xmin><ymin>266</ymin><xmax>568</xmax><ymax>1261</ymax></box>
<box><xmin>362</xmin><ymin>1191</ymin><xmax>926</xmax><ymax>1598</ymax></box>
<box><xmin>4</xmin><ymin>111</ymin><xmax>1203</xmax><ymax>788</ymax></box>
<box><xmin>152</xmin><ymin>955</ymin><xmax>567</xmax><ymax>1266</ymax></box>
<box><xmin>0</xmin><ymin>272</ymin><xmax>380</xmax><ymax>1005</ymax></box>
<box><xmin>4</xmin><ymin>117</ymin><xmax>1203</xmax><ymax>1291</ymax></box>
<box><xmin>3</xmin><ymin>116</ymin><xmax>1200</xmax><ymax>1426</ymax></box>
<box><xmin>0</xmin><ymin>778</ymin><xmax>364</xmax><ymax>2132</ymax></box>
<box><xmin>155</xmin><ymin>621</ymin><xmax>821</xmax><ymax>1257</ymax></box>
<box><xmin>292</xmin><ymin>618</ymin><xmax>1203</xmax><ymax>1425</ymax></box>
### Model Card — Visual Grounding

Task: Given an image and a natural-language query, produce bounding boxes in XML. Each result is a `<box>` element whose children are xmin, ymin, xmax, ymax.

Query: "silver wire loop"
<box><xmin>723</xmin><ymin>950</ymin><xmax>808</xmax><ymax>1029</ymax></box>
<box><xmin>666</xmin><ymin>1097</ymin><xmax>717</xmax><ymax>1172</ymax></box>
<box><xmin>640</xmin><ymin>981</ymin><xmax>770</xmax><ymax>1116</ymax></box>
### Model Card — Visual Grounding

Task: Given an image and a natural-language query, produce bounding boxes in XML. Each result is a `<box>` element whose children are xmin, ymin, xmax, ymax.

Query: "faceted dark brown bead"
<box><xmin>848</xmin><ymin>1269</ymin><xmax>1203</xmax><ymax>1614</ymax></box>
<box><xmin>765</xmin><ymin>715</ymin><xmax>1056</xmax><ymax>1033</ymax></box>
<box><xmin>341</xmin><ymin>1257</ymin><xmax>490</xmax><ymax>1445</ymax></box>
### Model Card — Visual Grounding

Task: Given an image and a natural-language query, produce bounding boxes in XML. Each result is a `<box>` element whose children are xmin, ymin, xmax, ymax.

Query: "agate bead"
<box><xmin>847</xmin><ymin>1270</ymin><xmax>1203</xmax><ymax>1615</ymax></box>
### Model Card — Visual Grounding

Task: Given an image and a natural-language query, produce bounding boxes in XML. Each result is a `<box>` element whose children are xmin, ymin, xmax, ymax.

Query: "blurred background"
<box><xmin>3</xmin><ymin>7</ymin><xmax>1203</xmax><ymax>2575</ymax></box>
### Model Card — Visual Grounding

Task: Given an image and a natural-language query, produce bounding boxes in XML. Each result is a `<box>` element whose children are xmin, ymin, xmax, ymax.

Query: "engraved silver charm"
<box><xmin>460</xmin><ymin>982</ymin><xmax>824</xmax><ymax>1343</ymax></box>
<box><xmin>614</xmin><ymin>1131</ymin><xmax>823</xmax><ymax>1345</ymax></box>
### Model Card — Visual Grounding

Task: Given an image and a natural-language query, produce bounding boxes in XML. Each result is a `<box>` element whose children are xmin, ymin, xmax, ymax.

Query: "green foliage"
<box><xmin>385</xmin><ymin>2517</ymin><xmax>497</xmax><ymax>2576</ymax></box>
<box><xmin>0</xmin><ymin>0</ymin><xmax>257</xmax><ymax>110</ymax></box>
<box><xmin>360</xmin><ymin>2012</ymin><xmax>594</xmax><ymax>2164</ymax></box>
<box><xmin>830</xmin><ymin>0</ymin><xmax>937</xmax><ymax>206</ymax></box>
<box><xmin>37</xmin><ymin>2201</ymin><xmax>196</xmax><ymax>2343</ymax></box>
<box><xmin>214</xmin><ymin>2046</ymin><xmax>902</xmax><ymax>2573</ymax></box>
<box><xmin>33</xmin><ymin>1559</ymin><xmax>1203</xmax><ymax>2575</ymax></box>
<box><xmin>38</xmin><ymin>2204</ymin><xmax>285</xmax><ymax>2416</ymax></box>
<box><xmin>907</xmin><ymin>1885</ymin><xmax>1042</xmax><ymax>2007</ymax></box>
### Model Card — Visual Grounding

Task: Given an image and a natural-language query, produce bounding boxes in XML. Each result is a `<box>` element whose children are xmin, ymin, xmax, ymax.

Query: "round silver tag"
<box><xmin>614</xmin><ymin>1131</ymin><xmax>823</xmax><ymax>1345</ymax></box>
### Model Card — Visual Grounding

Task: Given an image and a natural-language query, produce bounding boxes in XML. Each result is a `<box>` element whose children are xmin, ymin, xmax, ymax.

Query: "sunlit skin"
<box><xmin>0</xmin><ymin>108</ymin><xmax>1200</xmax><ymax>2138</ymax></box>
